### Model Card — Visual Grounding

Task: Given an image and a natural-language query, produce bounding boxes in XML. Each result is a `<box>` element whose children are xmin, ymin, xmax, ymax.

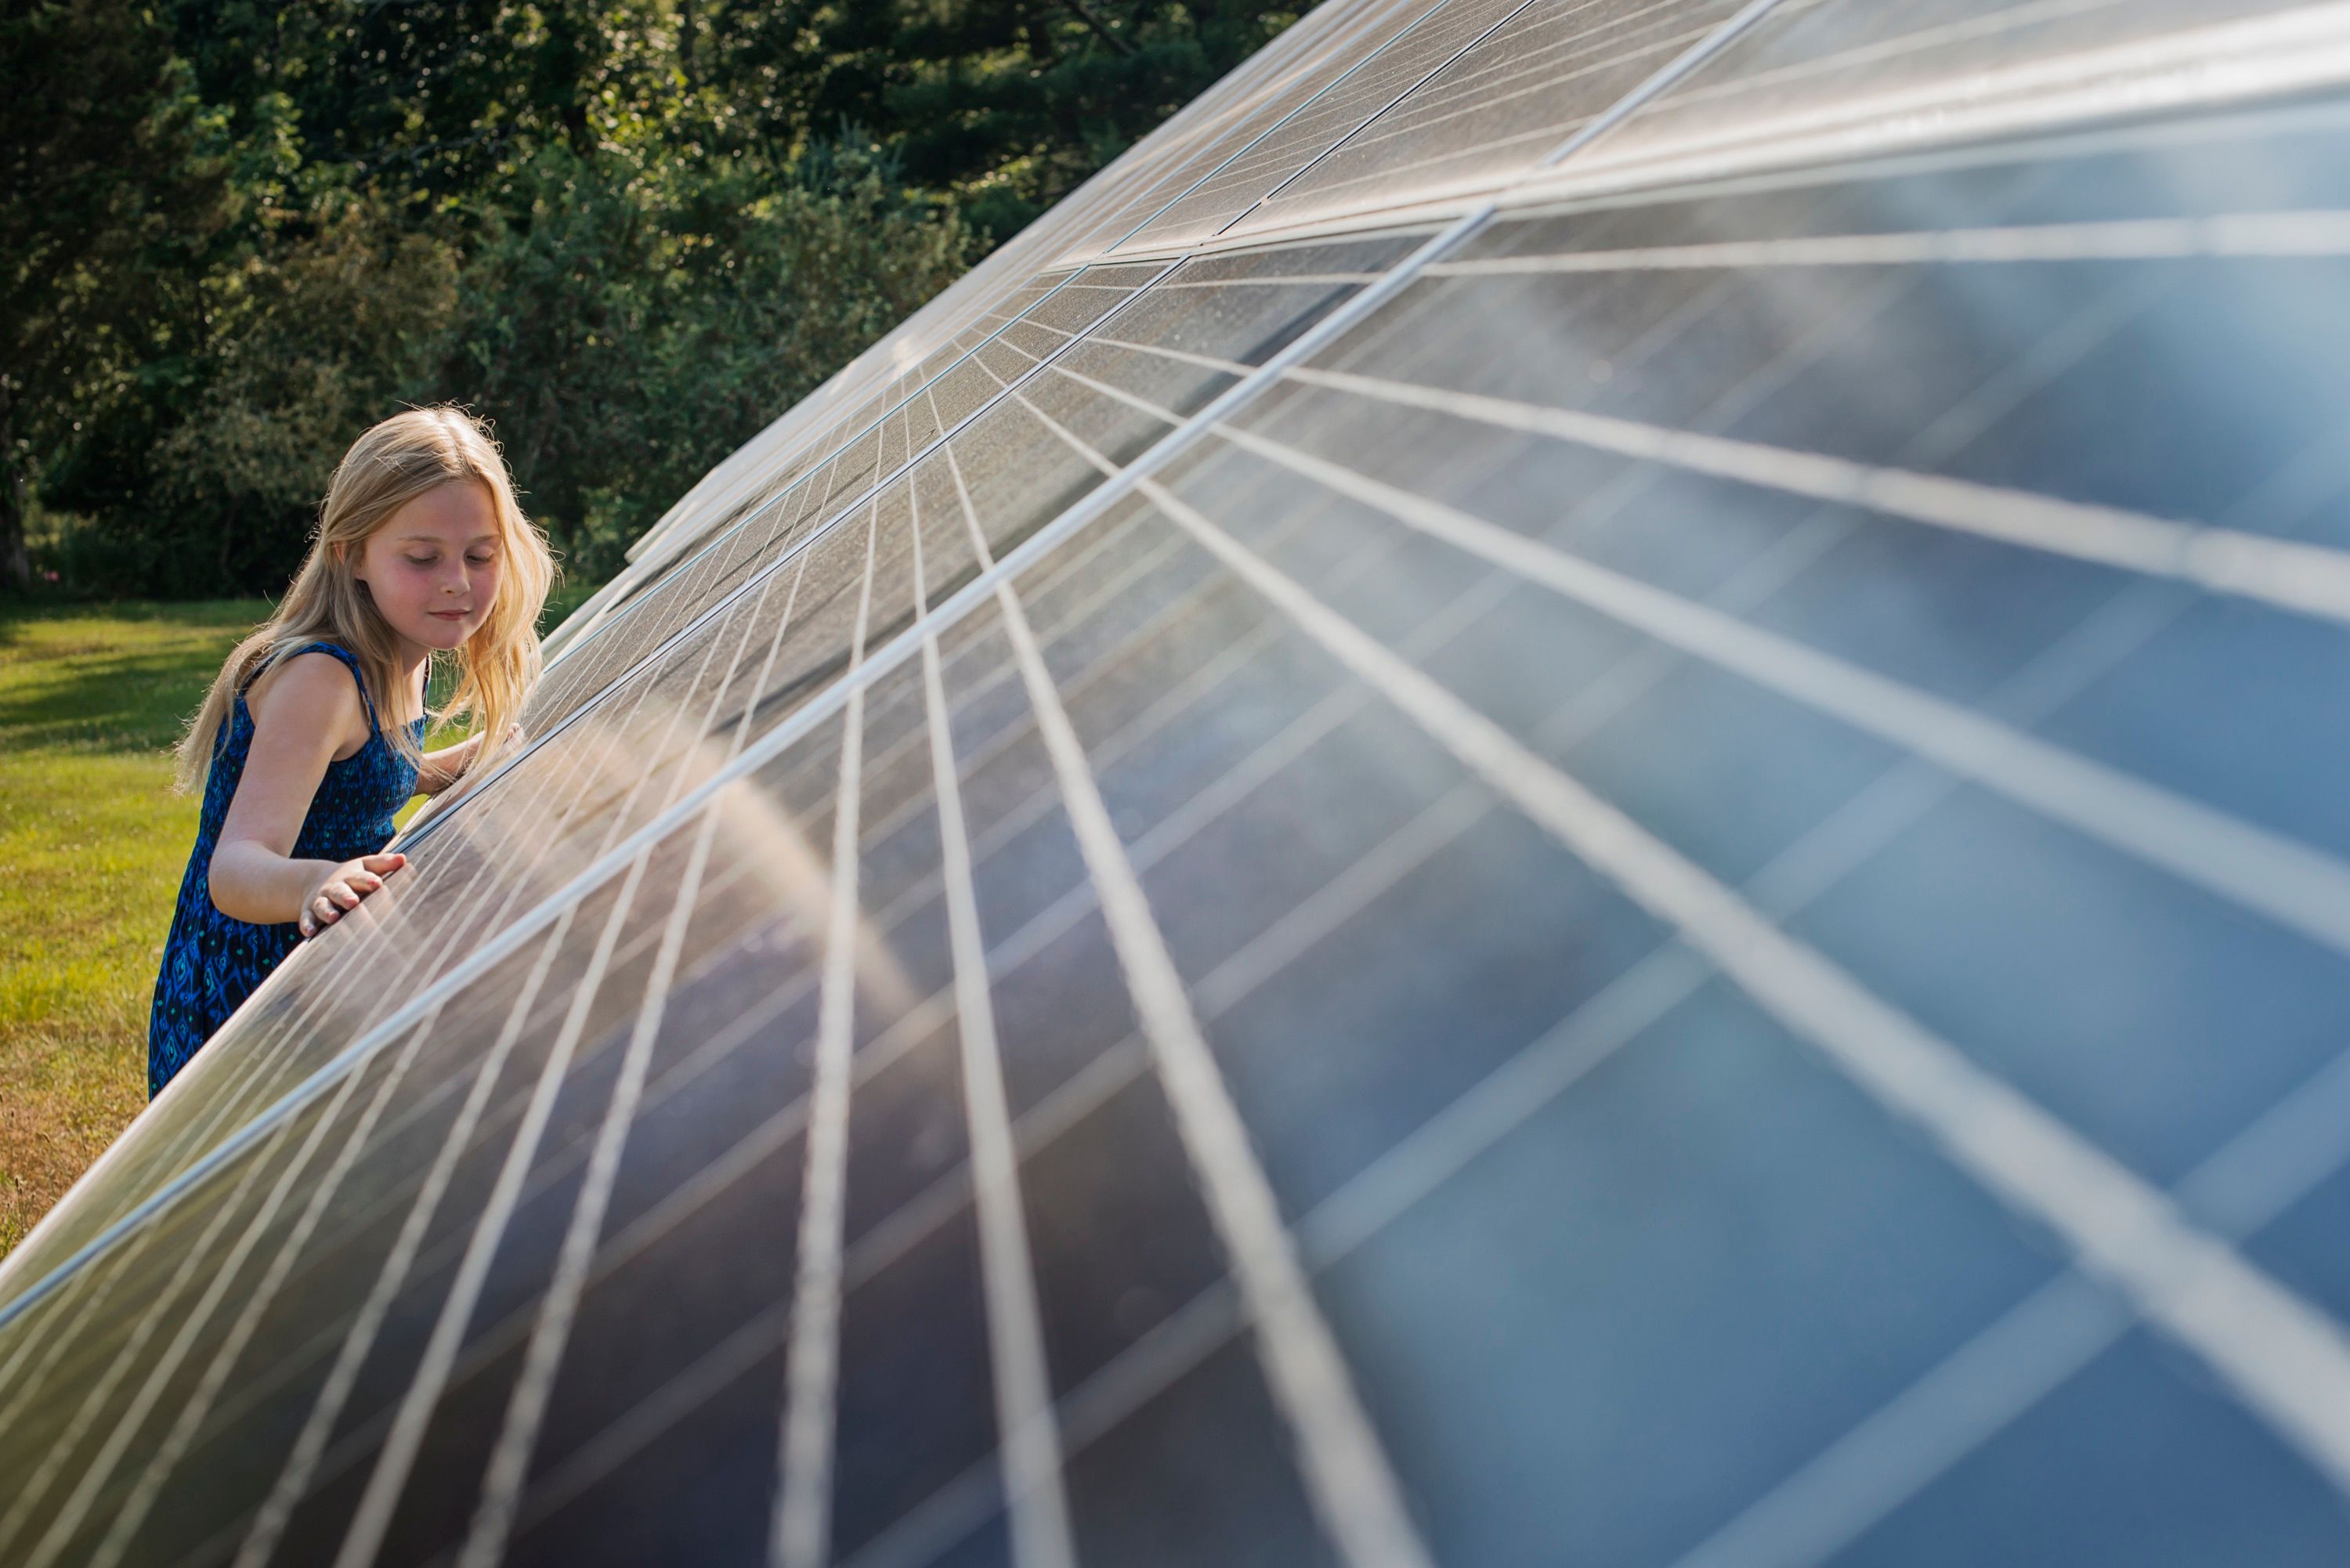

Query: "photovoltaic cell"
<box><xmin>1112</xmin><ymin>0</ymin><xmax>1531</xmax><ymax>253</ymax></box>
<box><xmin>1232</xmin><ymin>0</ymin><xmax>1762</xmax><ymax>235</ymax></box>
<box><xmin>10</xmin><ymin>2</ymin><xmax>2350</xmax><ymax>1565</ymax></box>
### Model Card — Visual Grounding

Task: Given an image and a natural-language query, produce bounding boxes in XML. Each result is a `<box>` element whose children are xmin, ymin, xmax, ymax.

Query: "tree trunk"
<box><xmin>0</xmin><ymin>381</ymin><xmax>29</xmax><ymax>591</ymax></box>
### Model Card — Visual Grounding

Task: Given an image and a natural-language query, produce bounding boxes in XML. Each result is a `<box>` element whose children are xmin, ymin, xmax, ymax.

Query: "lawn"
<box><xmin>0</xmin><ymin>583</ymin><xmax>596</xmax><ymax>1264</ymax></box>
<box><xmin>0</xmin><ymin>600</ymin><xmax>271</xmax><ymax>1262</ymax></box>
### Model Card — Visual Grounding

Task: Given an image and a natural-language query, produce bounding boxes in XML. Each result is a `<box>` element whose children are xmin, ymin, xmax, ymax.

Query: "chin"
<box><xmin>412</xmin><ymin>619</ymin><xmax>478</xmax><ymax>649</ymax></box>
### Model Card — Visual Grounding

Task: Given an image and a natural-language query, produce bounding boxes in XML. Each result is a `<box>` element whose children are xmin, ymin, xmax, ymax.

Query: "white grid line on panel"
<box><xmin>0</xmin><ymin>1122</ymin><xmax>291</xmax><ymax>1563</ymax></box>
<box><xmin>97</xmin><ymin>614</ymin><xmax>708</xmax><ymax>1276</ymax></box>
<box><xmin>772</xmin><ymin>504</ymin><xmax>883</xmax><ymax>1568</ymax></box>
<box><xmin>1138</xmin><ymin>269</ymin><xmax>1394</xmax><ymax>288</ymax></box>
<box><xmin>1670</xmin><ymin>1026</ymin><xmax>2350</xmax><ymax>1568</ymax></box>
<box><xmin>1231</xmin><ymin>0</ymin><xmax>1788</xmax><ymax>239</ymax></box>
<box><xmin>226</xmin><ymin>552</ymin><xmax>808</xmax><ymax>1335</ymax></box>
<box><xmin>587</xmin><ymin>354</ymin><xmax>2350</xmax><ymax>1556</ymax></box>
<box><xmin>1649</xmin><ymin>0</ymin><xmax>2185</xmax><ymax>123</ymax></box>
<box><xmin>0</xmin><ymin>1222</ymin><xmax>129</xmax><ymax>1468</ymax></box>
<box><xmin>193</xmin><ymin>543</ymin><xmax>765</xmax><ymax>1186</ymax></box>
<box><xmin>1284</xmin><ymin>363</ymin><xmax>2350</xmax><ymax>626</ymax></box>
<box><xmin>221</xmin><ymin>1060</ymin><xmax>535</xmax><ymax>1538</ymax></box>
<box><xmin>1141</xmin><ymin>0</ymin><xmax>1544</xmax><ymax>207</ymax></box>
<box><xmin>359</xmin><ymin>247</ymin><xmax>2202</xmax><ymax>1551</ymax></box>
<box><xmin>909</xmin><ymin>484</ymin><xmax>1082</xmax><ymax>1568</ymax></box>
<box><xmin>453</xmin><ymin>801</ymin><xmax>731</xmax><ymax>1568</ymax></box>
<box><xmin>1008</xmin><ymin>297</ymin><xmax>2350</xmax><ymax>982</ymax></box>
<box><xmin>1084</xmin><ymin>0</ymin><xmax>1474</xmax><ymax>256</ymax></box>
<box><xmin>1</xmin><ymin>453</ymin><xmax>797</xmax><ymax>1341</ymax></box>
<box><xmin>552</xmin><ymin>315</ymin><xmax>924</xmax><ymax>680</ymax></box>
<box><xmin>330</xmin><ymin>861</ymin><xmax>652</xmax><ymax>1568</ymax></box>
<box><xmin>0</xmin><ymin>0</ymin><xmax>1791</xmax><ymax>1341</ymax></box>
<box><xmin>827</xmin><ymin>560</ymin><xmax>2243</xmax><ymax>1568</ymax></box>
<box><xmin>1422</xmin><ymin>209</ymin><xmax>2350</xmax><ymax>272</ymax></box>
<box><xmin>628</xmin><ymin>0</ymin><xmax>1343</xmax><ymax>565</ymax></box>
<box><xmin>1247</xmin><ymin>0</ymin><xmax>1711</xmax><ymax>198</ymax></box>
<box><xmin>46</xmin><ymin>1020</ymin><xmax>422</xmax><ymax>1568</ymax></box>
<box><xmin>0</xmin><ymin>217</ymin><xmax>1448</xmax><ymax>1339</ymax></box>
<box><xmin>1212</xmin><ymin>420</ymin><xmax>2350</xmax><ymax>958</ymax></box>
<box><xmin>957</xmin><ymin>462</ymin><xmax>1437</xmax><ymax>1568</ymax></box>
<box><xmin>568</xmin><ymin>258</ymin><xmax>1160</xmax><ymax>656</ymax></box>
<box><xmin>248</xmin><ymin>922</ymin><xmax>829</xmax><ymax>1555</ymax></box>
<box><xmin>1140</xmin><ymin>471</ymin><xmax>2350</xmax><ymax>1494</ymax></box>
<box><xmin>412</xmin><ymin>494</ymin><xmax>1423</xmax><ymax>1519</ymax></box>
<box><xmin>399</xmin><ymin>259</ymin><xmax>1185</xmax><ymax>859</ymax></box>
<box><xmin>566</xmin><ymin>267</ymin><xmax>1094</xmax><ymax>643</ymax></box>
<box><xmin>1204</xmin><ymin>0</ymin><xmax>1549</xmax><ymax>237</ymax></box>
<box><xmin>87</xmin><ymin>1010</ymin><xmax>443</xmax><ymax>1568</ymax></box>
<box><xmin>1251</xmin><ymin>0</ymin><xmax>1737</xmax><ymax>215</ymax></box>
<box><xmin>1530</xmin><ymin>0</ymin><xmax>2350</xmax><ymax>216</ymax></box>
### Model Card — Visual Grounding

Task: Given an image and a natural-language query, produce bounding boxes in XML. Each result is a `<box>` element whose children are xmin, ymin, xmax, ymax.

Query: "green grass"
<box><xmin>0</xmin><ymin>579</ymin><xmax>600</xmax><ymax>1263</ymax></box>
<box><xmin>0</xmin><ymin>600</ymin><xmax>271</xmax><ymax>1260</ymax></box>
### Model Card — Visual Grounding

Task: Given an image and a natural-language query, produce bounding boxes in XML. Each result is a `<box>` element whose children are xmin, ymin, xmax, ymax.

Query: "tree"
<box><xmin>7</xmin><ymin>0</ymin><xmax>1309</xmax><ymax>597</ymax></box>
<box><xmin>0</xmin><ymin>0</ymin><xmax>228</xmax><ymax>588</ymax></box>
<box><xmin>446</xmin><ymin>133</ymin><xmax>970</xmax><ymax>580</ymax></box>
<box><xmin>690</xmin><ymin>0</ymin><xmax>1307</xmax><ymax>240</ymax></box>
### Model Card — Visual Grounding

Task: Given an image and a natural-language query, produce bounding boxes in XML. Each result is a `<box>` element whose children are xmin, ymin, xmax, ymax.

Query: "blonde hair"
<box><xmin>176</xmin><ymin>406</ymin><xmax>557</xmax><ymax>793</ymax></box>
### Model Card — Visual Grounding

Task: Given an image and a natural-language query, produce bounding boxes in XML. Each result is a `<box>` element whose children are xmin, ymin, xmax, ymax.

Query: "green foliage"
<box><xmin>0</xmin><ymin>0</ymin><xmax>233</xmax><ymax>590</ymax></box>
<box><xmin>693</xmin><ymin>0</ymin><xmax>1307</xmax><ymax>240</ymax></box>
<box><xmin>5</xmin><ymin>0</ymin><xmax>1307</xmax><ymax>599</ymax></box>
<box><xmin>450</xmin><ymin>132</ymin><xmax>970</xmax><ymax>580</ymax></box>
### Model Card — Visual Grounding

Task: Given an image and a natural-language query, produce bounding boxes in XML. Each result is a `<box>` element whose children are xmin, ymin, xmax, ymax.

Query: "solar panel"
<box><xmin>9</xmin><ymin>1</ymin><xmax>2350</xmax><ymax>1563</ymax></box>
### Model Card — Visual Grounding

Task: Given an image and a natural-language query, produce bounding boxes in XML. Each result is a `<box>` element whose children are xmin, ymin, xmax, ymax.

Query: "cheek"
<box><xmin>374</xmin><ymin>567</ymin><xmax>430</xmax><ymax>615</ymax></box>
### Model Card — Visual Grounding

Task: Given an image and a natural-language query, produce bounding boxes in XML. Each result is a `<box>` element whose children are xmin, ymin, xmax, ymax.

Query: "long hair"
<box><xmin>175</xmin><ymin>406</ymin><xmax>556</xmax><ymax>793</ymax></box>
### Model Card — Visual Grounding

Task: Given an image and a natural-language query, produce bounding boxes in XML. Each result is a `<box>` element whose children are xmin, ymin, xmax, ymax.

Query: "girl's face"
<box><xmin>354</xmin><ymin>481</ymin><xmax>504</xmax><ymax>657</ymax></box>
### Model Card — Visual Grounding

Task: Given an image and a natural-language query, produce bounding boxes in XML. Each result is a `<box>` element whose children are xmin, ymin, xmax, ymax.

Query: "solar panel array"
<box><xmin>10</xmin><ymin>1</ymin><xmax>2350</xmax><ymax>1563</ymax></box>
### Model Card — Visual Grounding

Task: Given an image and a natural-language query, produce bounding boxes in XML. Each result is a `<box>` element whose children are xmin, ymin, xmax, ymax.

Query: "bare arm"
<box><xmin>414</xmin><ymin>732</ymin><xmax>484</xmax><ymax>797</ymax></box>
<box><xmin>208</xmin><ymin>654</ymin><xmax>406</xmax><ymax>934</ymax></box>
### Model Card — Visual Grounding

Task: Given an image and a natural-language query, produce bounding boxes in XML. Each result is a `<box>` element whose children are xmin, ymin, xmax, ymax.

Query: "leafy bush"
<box><xmin>5</xmin><ymin>0</ymin><xmax>1304</xmax><ymax>600</ymax></box>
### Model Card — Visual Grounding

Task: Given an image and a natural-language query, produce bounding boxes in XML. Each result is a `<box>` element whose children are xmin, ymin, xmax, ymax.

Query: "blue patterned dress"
<box><xmin>147</xmin><ymin>642</ymin><xmax>425</xmax><ymax>1097</ymax></box>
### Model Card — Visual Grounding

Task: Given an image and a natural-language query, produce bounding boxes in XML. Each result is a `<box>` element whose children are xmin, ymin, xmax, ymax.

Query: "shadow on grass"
<box><xmin>0</xmin><ymin>601</ymin><xmax>272</xmax><ymax>757</ymax></box>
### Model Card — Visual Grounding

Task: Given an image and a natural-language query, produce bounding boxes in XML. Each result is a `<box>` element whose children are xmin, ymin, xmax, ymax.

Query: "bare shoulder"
<box><xmin>245</xmin><ymin>651</ymin><xmax>371</xmax><ymax>758</ymax></box>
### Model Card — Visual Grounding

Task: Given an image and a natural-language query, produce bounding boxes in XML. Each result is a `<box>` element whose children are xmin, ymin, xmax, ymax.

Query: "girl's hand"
<box><xmin>299</xmin><ymin>852</ymin><xmax>406</xmax><ymax>938</ymax></box>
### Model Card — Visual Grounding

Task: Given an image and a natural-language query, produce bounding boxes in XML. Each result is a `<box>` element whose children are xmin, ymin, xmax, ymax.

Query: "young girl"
<box><xmin>148</xmin><ymin>407</ymin><xmax>555</xmax><ymax>1097</ymax></box>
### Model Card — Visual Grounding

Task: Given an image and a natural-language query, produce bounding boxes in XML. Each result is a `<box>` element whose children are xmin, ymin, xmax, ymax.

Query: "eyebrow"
<box><xmin>394</xmin><ymin>533</ymin><xmax>502</xmax><ymax>545</ymax></box>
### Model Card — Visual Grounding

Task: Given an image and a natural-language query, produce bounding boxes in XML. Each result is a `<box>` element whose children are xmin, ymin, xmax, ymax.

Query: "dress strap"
<box><xmin>277</xmin><ymin>641</ymin><xmax>383</xmax><ymax>739</ymax></box>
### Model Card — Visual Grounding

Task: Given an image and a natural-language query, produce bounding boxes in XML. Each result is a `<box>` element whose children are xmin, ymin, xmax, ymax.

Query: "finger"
<box><xmin>331</xmin><ymin>886</ymin><xmax>361</xmax><ymax>910</ymax></box>
<box><xmin>350</xmin><ymin>873</ymin><xmax>382</xmax><ymax>894</ymax></box>
<box><xmin>362</xmin><ymin>852</ymin><xmax>407</xmax><ymax>873</ymax></box>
